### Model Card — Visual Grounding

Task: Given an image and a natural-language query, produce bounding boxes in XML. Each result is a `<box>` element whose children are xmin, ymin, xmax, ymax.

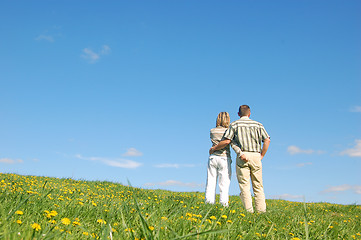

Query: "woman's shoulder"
<box><xmin>210</xmin><ymin>126</ymin><xmax>227</xmax><ymax>133</ymax></box>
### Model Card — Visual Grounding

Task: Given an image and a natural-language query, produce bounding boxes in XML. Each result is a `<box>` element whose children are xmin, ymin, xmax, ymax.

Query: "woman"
<box><xmin>205</xmin><ymin>112</ymin><xmax>232</xmax><ymax>207</ymax></box>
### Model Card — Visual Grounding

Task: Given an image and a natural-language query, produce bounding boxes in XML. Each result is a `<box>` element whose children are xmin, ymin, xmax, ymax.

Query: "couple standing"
<box><xmin>205</xmin><ymin>105</ymin><xmax>271</xmax><ymax>213</ymax></box>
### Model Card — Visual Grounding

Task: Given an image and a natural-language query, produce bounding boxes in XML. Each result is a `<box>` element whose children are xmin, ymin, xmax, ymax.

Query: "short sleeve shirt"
<box><xmin>223</xmin><ymin>117</ymin><xmax>270</xmax><ymax>153</ymax></box>
<box><xmin>210</xmin><ymin>126</ymin><xmax>231</xmax><ymax>157</ymax></box>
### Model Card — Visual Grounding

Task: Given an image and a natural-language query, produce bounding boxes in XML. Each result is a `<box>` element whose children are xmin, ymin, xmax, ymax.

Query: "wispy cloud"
<box><xmin>350</xmin><ymin>106</ymin><xmax>361</xmax><ymax>113</ymax></box>
<box><xmin>144</xmin><ymin>180</ymin><xmax>204</xmax><ymax>188</ymax></box>
<box><xmin>75</xmin><ymin>154</ymin><xmax>142</xmax><ymax>169</ymax></box>
<box><xmin>81</xmin><ymin>45</ymin><xmax>111</xmax><ymax>64</ymax></box>
<box><xmin>340</xmin><ymin>139</ymin><xmax>361</xmax><ymax>157</ymax></box>
<box><xmin>321</xmin><ymin>184</ymin><xmax>361</xmax><ymax>194</ymax></box>
<box><xmin>100</xmin><ymin>45</ymin><xmax>111</xmax><ymax>55</ymax></box>
<box><xmin>154</xmin><ymin>163</ymin><xmax>196</xmax><ymax>168</ymax></box>
<box><xmin>0</xmin><ymin>158</ymin><xmax>23</xmax><ymax>164</ymax></box>
<box><xmin>287</xmin><ymin>145</ymin><xmax>324</xmax><ymax>155</ymax></box>
<box><xmin>123</xmin><ymin>148</ymin><xmax>143</xmax><ymax>157</ymax></box>
<box><xmin>82</xmin><ymin>48</ymin><xmax>99</xmax><ymax>63</ymax></box>
<box><xmin>270</xmin><ymin>193</ymin><xmax>304</xmax><ymax>200</ymax></box>
<box><xmin>35</xmin><ymin>34</ymin><xmax>54</xmax><ymax>42</ymax></box>
<box><xmin>296</xmin><ymin>162</ymin><xmax>313</xmax><ymax>167</ymax></box>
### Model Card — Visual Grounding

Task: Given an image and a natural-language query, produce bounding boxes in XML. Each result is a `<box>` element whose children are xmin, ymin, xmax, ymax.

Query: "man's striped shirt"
<box><xmin>223</xmin><ymin>117</ymin><xmax>270</xmax><ymax>153</ymax></box>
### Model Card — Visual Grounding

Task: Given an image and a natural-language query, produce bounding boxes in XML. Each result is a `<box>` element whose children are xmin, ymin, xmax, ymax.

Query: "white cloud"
<box><xmin>340</xmin><ymin>139</ymin><xmax>361</xmax><ymax>157</ymax></box>
<box><xmin>75</xmin><ymin>154</ymin><xmax>142</xmax><ymax>169</ymax></box>
<box><xmin>270</xmin><ymin>193</ymin><xmax>304</xmax><ymax>200</ymax></box>
<box><xmin>354</xmin><ymin>186</ymin><xmax>361</xmax><ymax>194</ymax></box>
<box><xmin>123</xmin><ymin>148</ymin><xmax>143</xmax><ymax>157</ymax></box>
<box><xmin>81</xmin><ymin>45</ymin><xmax>111</xmax><ymax>63</ymax></box>
<box><xmin>100</xmin><ymin>45</ymin><xmax>111</xmax><ymax>55</ymax></box>
<box><xmin>154</xmin><ymin>163</ymin><xmax>196</xmax><ymax>168</ymax></box>
<box><xmin>0</xmin><ymin>158</ymin><xmax>23</xmax><ymax>164</ymax></box>
<box><xmin>82</xmin><ymin>48</ymin><xmax>100</xmax><ymax>63</ymax></box>
<box><xmin>144</xmin><ymin>180</ymin><xmax>204</xmax><ymax>188</ymax></box>
<box><xmin>321</xmin><ymin>184</ymin><xmax>361</xmax><ymax>194</ymax></box>
<box><xmin>296</xmin><ymin>162</ymin><xmax>313</xmax><ymax>167</ymax></box>
<box><xmin>350</xmin><ymin>106</ymin><xmax>361</xmax><ymax>113</ymax></box>
<box><xmin>287</xmin><ymin>145</ymin><xmax>324</xmax><ymax>155</ymax></box>
<box><xmin>35</xmin><ymin>34</ymin><xmax>54</xmax><ymax>42</ymax></box>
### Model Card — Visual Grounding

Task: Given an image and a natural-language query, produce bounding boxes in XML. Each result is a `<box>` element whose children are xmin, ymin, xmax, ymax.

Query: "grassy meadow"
<box><xmin>0</xmin><ymin>173</ymin><xmax>360</xmax><ymax>239</ymax></box>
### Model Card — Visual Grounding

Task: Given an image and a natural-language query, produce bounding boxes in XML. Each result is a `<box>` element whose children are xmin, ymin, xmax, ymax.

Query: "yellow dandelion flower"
<box><xmin>16</xmin><ymin>220</ymin><xmax>22</xmax><ymax>224</ymax></box>
<box><xmin>82</xmin><ymin>232</ymin><xmax>89</xmax><ymax>236</ymax></box>
<box><xmin>227</xmin><ymin>220</ymin><xmax>233</xmax><ymax>224</ymax></box>
<box><xmin>291</xmin><ymin>238</ymin><xmax>301</xmax><ymax>240</ymax></box>
<box><xmin>210</xmin><ymin>216</ymin><xmax>216</xmax><ymax>220</ymax></box>
<box><xmin>46</xmin><ymin>210</ymin><xmax>58</xmax><ymax>218</ymax></box>
<box><xmin>148</xmin><ymin>226</ymin><xmax>155</xmax><ymax>231</ymax></box>
<box><xmin>61</xmin><ymin>218</ymin><xmax>71</xmax><ymax>225</ymax></box>
<box><xmin>161</xmin><ymin>217</ymin><xmax>168</xmax><ymax>221</ymax></box>
<box><xmin>15</xmin><ymin>210</ymin><xmax>23</xmax><ymax>215</ymax></box>
<box><xmin>73</xmin><ymin>221</ymin><xmax>81</xmax><ymax>226</ymax></box>
<box><xmin>240</xmin><ymin>213</ymin><xmax>245</xmax><ymax>217</ymax></box>
<box><xmin>221</xmin><ymin>215</ymin><xmax>227</xmax><ymax>219</ymax></box>
<box><xmin>217</xmin><ymin>221</ymin><xmax>221</xmax><ymax>225</ymax></box>
<box><xmin>31</xmin><ymin>223</ymin><xmax>41</xmax><ymax>231</ymax></box>
<box><xmin>97</xmin><ymin>219</ymin><xmax>106</xmax><ymax>224</ymax></box>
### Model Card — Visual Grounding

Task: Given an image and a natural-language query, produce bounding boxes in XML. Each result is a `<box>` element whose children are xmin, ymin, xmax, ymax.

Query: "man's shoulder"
<box><xmin>231</xmin><ymin>118</ymin><xmax>264</xmax><ymax>127</ymax></box>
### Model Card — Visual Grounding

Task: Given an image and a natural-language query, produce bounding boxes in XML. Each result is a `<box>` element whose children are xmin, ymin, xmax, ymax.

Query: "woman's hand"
<box><xmin>240</xmin><ymin>154</ymin><xmax>248</xmax><ymax>162</ymax></box>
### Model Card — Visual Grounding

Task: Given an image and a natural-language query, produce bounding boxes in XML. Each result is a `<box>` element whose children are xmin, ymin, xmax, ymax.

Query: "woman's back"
<box><xmin>210</xmin><ymin>126</ymin><xmax>230</xmax><ymax>157</ymax></box>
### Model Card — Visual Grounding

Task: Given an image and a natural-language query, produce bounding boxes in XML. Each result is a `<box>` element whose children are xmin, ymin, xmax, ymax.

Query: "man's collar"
<box><xmin>240</xmin><ymin>116</ymin><xmax>250</xmax><ymax>120</ymax></box>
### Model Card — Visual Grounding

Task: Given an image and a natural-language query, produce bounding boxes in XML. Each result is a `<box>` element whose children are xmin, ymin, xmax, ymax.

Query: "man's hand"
<box><xmin>209</xmin><ymin>139</ymin><xmax>231</xmax><ymax>155</ymax></box>
<box><xmin>209</xmin><ymin>147</ymin><xmax>215</xmax><ymax>155</ymax></box>
<box><xmin>260</xmin><ymin>138</ymin><xmax>270</xmax><ymax>160</ymax></box>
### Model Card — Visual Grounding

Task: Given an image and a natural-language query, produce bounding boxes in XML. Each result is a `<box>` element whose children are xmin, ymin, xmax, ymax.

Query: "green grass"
<box><xmin>0</xmin><ymin>173</ymin><xmax>360</xmax><ymax>239</ymax></box>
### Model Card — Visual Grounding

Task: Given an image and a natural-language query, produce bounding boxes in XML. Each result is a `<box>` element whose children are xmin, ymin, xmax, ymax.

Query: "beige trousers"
<box><xmin>236</xmin><ymin>152</ymin><xmax>266</xmax><ymax>213</ymax></box>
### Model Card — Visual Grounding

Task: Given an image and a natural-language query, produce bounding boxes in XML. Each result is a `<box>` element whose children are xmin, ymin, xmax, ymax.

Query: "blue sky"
<box><xmin>0</xmin><ymin>0</ymin><xmax>360</xmax><ymax>205</ymax></box>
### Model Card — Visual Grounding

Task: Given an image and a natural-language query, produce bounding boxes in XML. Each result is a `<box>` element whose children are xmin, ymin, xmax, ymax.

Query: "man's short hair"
<box><xmin>239</xmin><ymin>105</ymin><xmax>250</xmax><ymax>116</ymax></box>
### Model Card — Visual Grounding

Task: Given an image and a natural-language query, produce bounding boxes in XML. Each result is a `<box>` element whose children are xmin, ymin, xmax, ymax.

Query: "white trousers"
<box><xmin>205</xmin><ymin>155</ymin><xmax>231</xmax><ymax>206</ymax></box>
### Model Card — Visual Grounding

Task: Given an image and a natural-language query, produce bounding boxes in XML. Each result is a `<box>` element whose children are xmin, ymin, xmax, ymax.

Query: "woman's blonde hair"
<box><xmin>216</xmin><ymin>112</ymin><xmax>230</xmax><ymax>128</ymax></box>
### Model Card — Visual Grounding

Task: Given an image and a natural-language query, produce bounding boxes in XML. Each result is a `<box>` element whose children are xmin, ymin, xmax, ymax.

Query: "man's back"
<box><xmin>225</xmin><ymin>116</ymin><xmax>269</xmax><ymax>153</ymax></box>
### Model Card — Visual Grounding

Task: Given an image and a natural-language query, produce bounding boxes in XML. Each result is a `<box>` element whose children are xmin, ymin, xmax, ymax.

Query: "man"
<box><xmin>209</xmin><ymin>105</ymin><xmax>270</xmax><ymax>213</ymax></box>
